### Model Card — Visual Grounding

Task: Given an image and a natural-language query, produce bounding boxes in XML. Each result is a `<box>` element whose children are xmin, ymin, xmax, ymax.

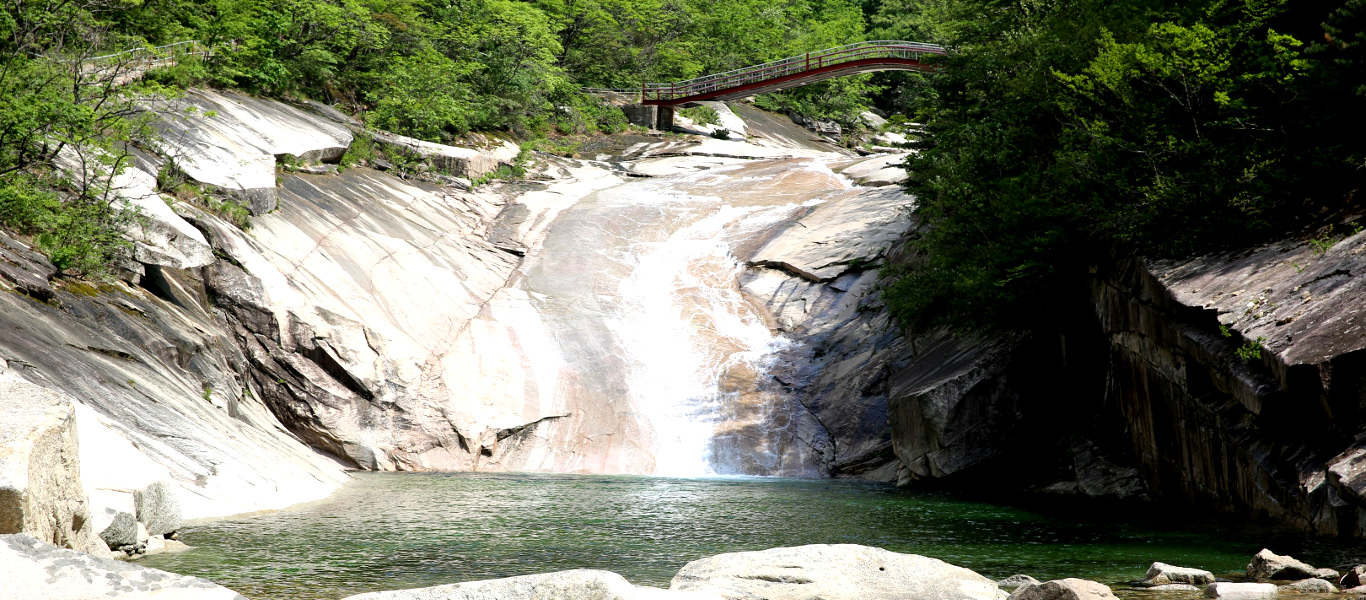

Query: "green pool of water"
<box><xmin>139</xmin><ymin>472</ymin><xmax>1359</xmax><ymax>600</ymax></box>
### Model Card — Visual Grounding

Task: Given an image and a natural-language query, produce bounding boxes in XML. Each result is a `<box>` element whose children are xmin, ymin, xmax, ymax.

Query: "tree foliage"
<box><xmin>881</xmin><ymin>0</ymin><xmax>1366</xmax><ymax>333</ymax></box>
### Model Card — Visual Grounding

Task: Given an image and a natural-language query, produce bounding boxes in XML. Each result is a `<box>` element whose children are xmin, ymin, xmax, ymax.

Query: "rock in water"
<box><xmin>1206</xmin><ymin>583</ymin><xmax>1279</xmax><ymax>599</ymax></box>
<box><xmin>1280</xmin><ymin>579</ymin><xmax>1337</xmax><ymax>593</ymax></box>
<box><xmin>670</xmin><ymin>544</ymin><xmax>1000</xmax><ymax>600</ymax></box>
<box><xmin>1144</xmin><ymin>562</ymin><xmax>1217</xmax><ymax>586</ymax></box>
<box><xmin>1249</xmin><ymin>549</ymin><xmax>1320</xmax><ymax>581</ymax></box>
<box><xmin>0</xmin><ymin>383</ymin><xmax>104</xmax><ymax>554</ymax></box>
<box><xmin>1342</xmin><ymin>566</ymin><xmax>1366</xmax><ymax>589</ymax></box>
<box><xmin>1007</xmin><ymin>579</ymin><xmax>1119</xmax><ymax>600</ymax></box>
<box><xmin>340</xmin><ymin>569</ymin><xmax>693</xmax><ymax>600</ymax></box>
<box><xmin>1000</xmin><ymin>575</ymin><xmax>1044</xmax><ymax>591</ymax></box>
<box><xmin>0</xmin><ymin>533</ymin><xmax>245</xmax><ymax>599</ymax></box>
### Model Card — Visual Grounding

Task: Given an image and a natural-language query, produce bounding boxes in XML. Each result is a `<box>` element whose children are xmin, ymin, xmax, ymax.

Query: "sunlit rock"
<box><xmin>340</xmin><ymin>569</ymin><xmax>714</xmax><ymax>600</ymax></box>
<box><xmin>0</xmin><ymin>533</ymin><xmax>246</xmax><ymax>599</ymax></box>
<box><xmin>0</xmin><ymin>383</ymin><xmax>104</xmax><ymax>554</ymax></box>
<box><xmin>151</xmin><ymin>89</ymin><xmax>354</xmax><ymax>214</ymax></box>
<box><xmin>1206</xmin><ymin>583</ymin><xmax>1279</xmax><ymax>599</ymax></box>
<box><xmin>671</xmin><ymin>544</ymin><xmax>1000</xmax><ymax>600</ymax></box>
<box><xmin>1144</xmin><ymin>562</ymin><xmax>1216</xmax><ymax>586</ymax></box>
<box><xmin>1249</xmin><ymin>549</ymin><xmax>1322</xmax><ymax>581</ymax></box>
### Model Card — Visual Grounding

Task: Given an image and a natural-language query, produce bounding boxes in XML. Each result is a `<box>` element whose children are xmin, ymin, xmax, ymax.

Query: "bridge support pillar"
<box><xmin>656</xmin><ymin>105</ymin><xmax>675</xmax><ymax>131</ymax></box>
<box><xmin>621</xmin><ymin>104</ymin><xmax>657</xmax><ymax>129</ymax></box>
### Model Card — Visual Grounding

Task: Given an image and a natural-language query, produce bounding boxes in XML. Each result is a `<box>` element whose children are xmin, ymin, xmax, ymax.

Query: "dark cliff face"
<box><xmin>887</xmin><ymin>230</ymin><xmax>1366</xmax><ymax>535</ymax></box>
<box><xmin>1094</xmin><ymin>236</ymin><xmax>1366</xmax><ymax>536</ymax></box>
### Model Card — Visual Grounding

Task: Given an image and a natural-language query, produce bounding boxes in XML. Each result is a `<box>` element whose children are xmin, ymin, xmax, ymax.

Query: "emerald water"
<box><xmin>139</xmin><ymin>473</ymin><xmax>1359</xmax><ymax>600</ymax></box>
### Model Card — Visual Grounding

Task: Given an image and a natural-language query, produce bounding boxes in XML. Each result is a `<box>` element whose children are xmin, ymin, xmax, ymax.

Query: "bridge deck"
<box><xmin>642</xmin><ymin>41</ymin><xmax>945</xmax><ymax>106</ymax></box>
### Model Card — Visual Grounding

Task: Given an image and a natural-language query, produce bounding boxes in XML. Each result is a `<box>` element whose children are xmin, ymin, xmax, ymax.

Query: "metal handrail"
<box><xmin>642</xmin><ymin>40</ymin><xmax>945</xmax><ymax>102</ymax></box>
<box><xmin>85</xmin><ymin>40</ymin><xmax>206</xmax><ymax>66</ymax></box>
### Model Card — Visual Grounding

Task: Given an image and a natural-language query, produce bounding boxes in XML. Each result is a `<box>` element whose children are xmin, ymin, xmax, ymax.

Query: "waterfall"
<box><xmin>608</xmin><ymin>204</ymin><xmax>796</xmax><ymax>476</ymax></box>
<box><xmin>522</xmin><ymin>159</ymin><xmax>845</xmax><ymax>476</ymax></box>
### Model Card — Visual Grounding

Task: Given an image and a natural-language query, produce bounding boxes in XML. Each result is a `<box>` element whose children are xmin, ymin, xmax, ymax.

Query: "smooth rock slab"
<box><xmin>340</xmin><ymin>569</ymin><xmax>718</xmax><ymax>600</ymax></box>
<box><xmin>1207</xmin><ymin>583</ymin><xmax>1279</xmax><ymax>599</ymax></box>
<box><xmin>1008</xmin><ymin>579</ymin><xmax>1119</xmax><ymax>600</ymax></box>
<box><xmin>0</xmin><ymin>533</ymin><xmax>245</xmax><ymax>599</ymax></box>
<box><xmin>1145</xmin><ymin>562</ymin><xmax>1217</xmax><ymax>586</ymax></box>
<box><xmin>670</xmin><ymin>544</ymin><xmax>1000</xmax><ymax>600</ymax></box>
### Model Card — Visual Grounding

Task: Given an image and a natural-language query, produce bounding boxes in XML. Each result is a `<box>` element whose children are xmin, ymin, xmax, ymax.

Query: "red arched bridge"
<box><xmin>641</xmin><ymin>40</ymin><xmax>946</xmax><ymax>106</ymax></box>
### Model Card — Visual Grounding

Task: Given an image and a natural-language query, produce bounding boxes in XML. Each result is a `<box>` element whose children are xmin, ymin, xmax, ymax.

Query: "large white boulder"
<box><xmin>0</xmin><ymin>533</ymin><xmax>245</xmax><ymax>599</ymax></box>
<box><xmin>669</xmin><ymin>544</ymin><xmax>1000</xmax><ymax>600</ymax></box>
<box><xmin>0</xmin><ymin>383</ymin><xmax>105</xmax><ymax>555</ymax></box>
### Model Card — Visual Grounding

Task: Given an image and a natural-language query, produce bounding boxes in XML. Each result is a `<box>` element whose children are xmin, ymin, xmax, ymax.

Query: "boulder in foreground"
<box><xmin>0</xmin><ymin>383</ymin><xmax>104</xmax><ymax>554</ymax></box>
<box><xmin>1007</xmin><ymin>579</ymin><xmax>1118</xmax><ymax>600</ymax></box>
<box><xmin>0</xmin><ymin>533</ymin><xmax>245</xmax><ymax>599</ymax></box>
<box><xmin>670</xmin><ymin>544</ymin><xmax>1000</xmax><ymax>600</ymax></box>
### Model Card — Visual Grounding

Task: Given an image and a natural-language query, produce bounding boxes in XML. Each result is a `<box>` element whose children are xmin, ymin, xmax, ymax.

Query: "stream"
<box><xmin>140</xmin><ymin>472</ymin><xmax>1356</xmax><ymax>600</ymax></box>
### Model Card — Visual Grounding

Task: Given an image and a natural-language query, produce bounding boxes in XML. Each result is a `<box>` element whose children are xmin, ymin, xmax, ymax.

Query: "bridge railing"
<box><xmin>642</xmin><ymin>40</ymin><xmax>946</xmax><ymax>103</ymax></box>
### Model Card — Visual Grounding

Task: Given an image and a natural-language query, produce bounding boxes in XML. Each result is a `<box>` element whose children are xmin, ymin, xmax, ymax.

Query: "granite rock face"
<box><xmin>1092</xmin><ymin>228</ymin><xmax>1366</xmax><ymax>534</ymax></box>
<box><xmin>0</xmin><ymin>230</ymin><xmax>349</xmax><ymax>520</ymax></box>
<box><xmin>0</xmin><ymin>533</ymin><xmax>246</xmax><ymax>599</ymax></box>
<box><xmin>0</xmin><ymin>384</ymin><xmax>103</xmax><ymax>554</ymax></box>
<box><xmin>670</xmin><ymin>544</ymin><xmax>1000</xmax><ymax>600</ymax></box>
<box><xmin>734</xmin><ymin>182</ymin><xmax>917</xmax><ymax>479</ymax></box>
<box><xmin>151</xmin><ymin>89</ymin><xmax>354</xmax><ymax>214</ymax></box>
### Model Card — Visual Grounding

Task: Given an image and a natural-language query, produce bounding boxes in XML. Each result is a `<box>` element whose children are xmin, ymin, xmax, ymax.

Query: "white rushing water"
<box><xmin>608</xmin><ymin>203</ymin><xmax>799</xmax><ymax>476</ymax></box>
<box><xmin>523</xmin><ymin>158</ymin><xmax>845</xmax><ymax>475</ymax></box>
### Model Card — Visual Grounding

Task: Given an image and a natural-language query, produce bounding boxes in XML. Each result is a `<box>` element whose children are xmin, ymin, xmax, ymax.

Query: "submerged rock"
<box><xmin>1000</xmin><ymin>575</ymin><xmax>1044</xmax><ymax>591</ymax></box>
<box><xmin>1007</xmin><ymin>579</ymin><xmax>1119</xmax><ymax>600</ymax></box>
<box><xmin>1144</xmin><ymin>562</ymin><xmax>1216</xmax><ymax>586</ymax></box>
<box><xmin>670</xmin><ymin>544</ymin><xmax>1000</xmax><ymax>600</ymax></box>
<box><xmin>0</xmin><ymin>533</ymin><xmax>245</xmax><ymax>599</ymax></box>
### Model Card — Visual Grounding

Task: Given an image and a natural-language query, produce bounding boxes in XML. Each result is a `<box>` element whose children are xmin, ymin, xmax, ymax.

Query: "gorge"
<box><xmin>3</xmin><ymin>89</ymin><xmax>1366</xmax><ymax>598</ymax></box>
